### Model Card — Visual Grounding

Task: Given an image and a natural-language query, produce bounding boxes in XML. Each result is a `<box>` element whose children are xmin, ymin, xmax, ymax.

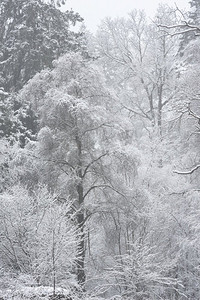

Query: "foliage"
<box><xmin>0</xmin><ymin>0</ymin><xmax>83</xmax><ymax>92</ymax></box>
<box><xmin>0</xmin><ymin>185</ymin><xmax>79</xmax><ymax>290</ymax></box>
<box><xmin>1</xmin><ymin>1</ymin><xmax>200</xmax><ymax>299</ymax></box>
<box><xmin>17</xmin><ymin>51</ymin><xmax>122</xmax><ymax>286</ymax></box>
<box><xmin>96</xmin><ymin>6</ymin><xmax>180</xmax><ymax>136</ymax></box>
<box><xmin>0</xmin><ymin>0</ymin><xmax>85</xmax><ymax>146</ymax></box>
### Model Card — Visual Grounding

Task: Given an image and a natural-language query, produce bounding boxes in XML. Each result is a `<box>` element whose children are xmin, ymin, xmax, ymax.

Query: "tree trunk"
<box><xmin>77</xmin><ymin>182</ymin><xmax>86</xmax><ymax>286</ymax></box>
<box><xmin>75</xmin><ymin>135</ymin><xmax>86</xmax><ymax>287</ymax></box>
<box><xmin>157</xmin><ymin>85</ymin><xmax>163</xmax><ymax>136</ymax></box>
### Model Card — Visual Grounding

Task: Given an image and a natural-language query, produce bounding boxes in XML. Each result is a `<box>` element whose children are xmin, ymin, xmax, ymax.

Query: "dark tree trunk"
<box><xmin>75</xmin><ymin>135</ymin><xmax>86</xmax><ymax>287</ymax></box>
<box><xmin>77</xmin><ymin>182</ymin><xmax>86</xmax><ymax>286</ymax></box>
<box><xmin>157</xmin><ymin>84</ymin><xmax>163</xmax><ymax>136</ymax></box>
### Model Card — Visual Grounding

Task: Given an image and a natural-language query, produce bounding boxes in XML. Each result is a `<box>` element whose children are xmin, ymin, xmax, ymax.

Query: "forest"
<box><xmin>0</xmin><ymin>0</ymin><xmax>200</xmax><ymax>299</ymax></box>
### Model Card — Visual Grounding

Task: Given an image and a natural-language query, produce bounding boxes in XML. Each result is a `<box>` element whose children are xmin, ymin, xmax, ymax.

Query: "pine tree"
<box><xmin>0</xmin><ymin>0</ymin><xmax>84</xmax><ymax>146</ymax></box>
<box><xmin>0</xmin><ymin>0</ymin><xmax>83</xmax><ymax>93</ymax></box>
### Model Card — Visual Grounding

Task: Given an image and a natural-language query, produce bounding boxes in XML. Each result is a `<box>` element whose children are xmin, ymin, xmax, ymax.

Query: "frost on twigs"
<box><xmin>0</xmin><ymin>185</ymin><xmax>80</xmax><ymax>294</ymax></box>
<box><xmin>1</xmin><ymin>286</ymin><xmax>73</xmax><ymax>300</ymax></box>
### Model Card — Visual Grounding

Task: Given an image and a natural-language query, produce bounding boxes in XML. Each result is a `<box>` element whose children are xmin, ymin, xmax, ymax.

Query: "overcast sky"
<box><xmin>64</xmin><ymin>0</ymin><xmax>189</xmax><ymax>32</ymax></box>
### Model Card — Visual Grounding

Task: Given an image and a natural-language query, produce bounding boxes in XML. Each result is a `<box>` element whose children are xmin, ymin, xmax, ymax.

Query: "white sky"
<box><xmin>64</xmin><ymin>0</ymin><xmax>189</xmax><ymax>32</ymax></box>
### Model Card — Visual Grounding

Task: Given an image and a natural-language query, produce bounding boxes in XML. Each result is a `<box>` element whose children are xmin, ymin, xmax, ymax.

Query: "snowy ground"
<box><xmin>0</xmin><ymin>286</ymin><xmax>72</xmax><ymax>300</ymax></box>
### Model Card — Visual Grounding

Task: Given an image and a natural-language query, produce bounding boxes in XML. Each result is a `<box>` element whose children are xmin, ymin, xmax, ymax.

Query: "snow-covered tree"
<box><xmin>0</xmin><ymin>185</ymin><xmax>79</xmax><ymax>293</ymax></box>
<box><xmin>0</xmin><ymin>0</ymin><xmax>83</xmax><ymax>92</ymax></box>
<box><xmin>96</xmin><ymin>6</ymin><xmax>180</xmax><ymax>136</ymax></box>
<box><xmin>0</xmin><ymin>0</ymin><xmax>85</xmax><ymax>146</ymax></box>
<box><xmin>17</xmin><ymin>52</ymin><xmax>124</xmax><ymax>287</ymax></box>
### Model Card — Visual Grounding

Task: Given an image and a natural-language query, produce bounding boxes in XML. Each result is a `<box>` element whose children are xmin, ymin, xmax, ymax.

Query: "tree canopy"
<box><xmin>0</xmin><ymin>0</ymin><xmax>83</xmax><ymax>92</ymax></box>
<box><xmin>1</xmin><ymin>1</ymin><xmax>200</xmax><ymax>299</ymax></box>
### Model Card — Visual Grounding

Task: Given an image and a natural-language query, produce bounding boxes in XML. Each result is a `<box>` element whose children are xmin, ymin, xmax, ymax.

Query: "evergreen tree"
<box><xmin>0</xmin><ymin>0</ymin><xmax>83</xmax><ymax>92</ymax></box>
<box><xmin>179</xmin><ymin>0</ymin><xmax>200</xmax><ymax>54</ymax></box>
<box><xmin>0</xmin><ymin>0</ymin><xmax>84</xmax><ymax>146</ymax></box>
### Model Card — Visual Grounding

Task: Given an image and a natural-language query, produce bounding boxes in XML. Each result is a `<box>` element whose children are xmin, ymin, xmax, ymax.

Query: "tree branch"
<box><xmin>158</xmin><ymin>22</ymin><xmax>200</xmax><ymax>37</ymax></box>
<box><xmin>122</xmin><ymin>104</ymin><xmax>151</xmax><ymax>120</ymax></box>
<box><xmin>82</xmin><ymin>124</ymin><xmax>111</xmax><ymax>136</ymax></box>
<box><xmin>174</xmin><ymin>164</ymin><xmax>200</xmax><ymax>175</ymax></box>
<box><xmin>83</xmin><ymin>184</ymin><xmax>110</xmax><ymax>200</ymax></box>
<box><xmin>82</xmin><ymin>152</ymin><xmax>108</xmax><ymax>178</ymax></box>
<box><xmin>188</xmin><ymin>107</ymin><xmax>200</xmax><ymax>121</ymax></box>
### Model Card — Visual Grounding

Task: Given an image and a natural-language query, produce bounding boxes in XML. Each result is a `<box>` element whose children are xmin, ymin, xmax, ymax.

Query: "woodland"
<box><xmin>0</xmin><ymin>0</ymin><xmax>200</xmax><ymax>299</ymax></box>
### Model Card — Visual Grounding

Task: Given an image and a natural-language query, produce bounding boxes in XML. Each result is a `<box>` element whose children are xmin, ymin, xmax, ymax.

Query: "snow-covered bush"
<box><xmin>0</xmin><ymin>185</ymin><xmax>79</xmax><ymax>293</ymax></box>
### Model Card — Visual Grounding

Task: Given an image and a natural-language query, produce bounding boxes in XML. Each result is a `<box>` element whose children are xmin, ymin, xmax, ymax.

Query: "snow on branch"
<box><xmin>157</xmin><ymin>22</ymin><xmax>200</xmax><ymax>37</ymax></box>
<box><xmin>188</xmin><ymin>106</ymin><xmax>200</xmax><ymax>122</ymax></box>
<box><xmin>157</xmin><ymin>5</ymin><xmax>200</xmax><ymax>37</ymax></box>
<box><xmin>174</xmin><ymin>164</ymin><xmax>200</xmax><ymax>175</ymax></box>
<box><xmin>0</xmin><ymin>88</ymin><xmax>9</xmax><ymax>96</ymax></box>
<box><xmin>173</xmin><ymin>105</ymin><xmax>200</xmax><ymax>175</ymax></box>
<box><xmin>158</xmin><ymin>22</ymin><xmax>200</xmax><ymax>32</ymax></box>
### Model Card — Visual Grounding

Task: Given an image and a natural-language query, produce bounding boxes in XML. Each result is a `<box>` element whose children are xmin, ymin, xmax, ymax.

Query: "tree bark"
<box><xmin>75</xmin><ymin>135</ymin><xmax>86</xmax><ymax>287</ymax></box>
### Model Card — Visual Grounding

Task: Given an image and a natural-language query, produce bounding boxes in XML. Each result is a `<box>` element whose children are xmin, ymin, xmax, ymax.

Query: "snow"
<box><xmin>0</xmin><ymin>286</ymin><xmax>71</xmax><ymax>300</ymax></box>
<box><xmin>0</xmin><ymin>89</ymin><xmax>9</xmax><ymax>96</ymax></box>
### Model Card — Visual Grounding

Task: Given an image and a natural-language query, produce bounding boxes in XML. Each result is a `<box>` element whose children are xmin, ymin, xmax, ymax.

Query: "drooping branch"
<box><xmin>83</xmin><ymin>184</ymin><xmax>111</xmax><ymax>200</ymax></box>
<box><xmin>83</xmin><ymin>181</ymin><xmax>129</xmax><ymax>201</ymax></box>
